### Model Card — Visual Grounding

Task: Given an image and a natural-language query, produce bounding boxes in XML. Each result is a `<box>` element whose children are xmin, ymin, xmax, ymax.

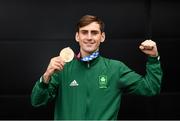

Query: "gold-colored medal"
<box><xmin>59</xmin><ymin>47</ymin><xmax>74</xmax><ymax>62</ymax></box>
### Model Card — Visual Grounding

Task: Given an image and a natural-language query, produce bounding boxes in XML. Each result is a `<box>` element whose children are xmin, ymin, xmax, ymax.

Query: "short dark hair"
<box><xmin>75</xmin><ymin>15</ymin><xmax>105</xmax><ymax>32</ymax></box>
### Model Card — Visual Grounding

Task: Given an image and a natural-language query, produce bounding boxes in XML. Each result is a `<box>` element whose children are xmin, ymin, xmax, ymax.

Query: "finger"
<box><xmin>60</xmin><ymin>59</ymin><xmax>66</xmax><ymax>66</ymax></box>
<box><xmin>139</xmin><ymin>45</ymin><xmax>144</xmax><ymax>50</ymax></box>
<box><xmin>52</xmin><ymin>56</ymin><xmax>63</xmax><ymax>63</ymax></box>
<box><xmin>54</xmin><ymin>59</ymin><xmax>66</xmax><ymax>67</ymax></box>
<box><xmin>54</xmin><ymin>56</ymin><xmax>66</xmax><ymax>65</ymax></box>
<box><xmin>53</xmin><ymin>62</ymin><xmax>64</xmax><ymax>70</ymax></box>
<box><xmin>140</xmin><ymin>45</ymin><xmax>154</xmax><ymax>50</ymax></box>
<box><xmin>142</xmin><ymin>40</ymin><xmax>156</xmax><ymax>46</ymax></box>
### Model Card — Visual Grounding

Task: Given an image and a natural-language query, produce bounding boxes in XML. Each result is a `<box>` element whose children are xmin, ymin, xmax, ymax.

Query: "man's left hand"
<box><xmin>139</xmin><ymin>40</ymin><xmax>159</xmax><ymax>57</ymax></box>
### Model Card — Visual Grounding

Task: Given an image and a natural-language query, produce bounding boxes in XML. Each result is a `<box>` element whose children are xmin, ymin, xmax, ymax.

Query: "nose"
<box><xmin>87</xmin><ymin>32</ymin><xmax>92</xmax><ymax>40</ymax></box>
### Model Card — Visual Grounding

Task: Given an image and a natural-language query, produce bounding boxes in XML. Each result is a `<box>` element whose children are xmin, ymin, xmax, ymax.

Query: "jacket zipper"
<box><xmin>85</xmin><ymin>62</ymin><xmax>90</xmax><ymax>119</ymax></box>
<box><xmin>87</xmin><ymin>61</ymin><xmax>90</xmax><ymax>68</ymax></box>
<box><xmin>85</xmin><ymin>87</ymin><xmax>90</xmax><ymax>119</ymax></box>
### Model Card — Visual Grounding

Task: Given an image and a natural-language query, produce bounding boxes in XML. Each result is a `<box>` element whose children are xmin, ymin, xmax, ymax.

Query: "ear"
<box><xmin>100</xmin><ymin>32</ymin><xmax>105</xmax><ymax>42</ymax></box>
<box><xmin>75</xmin><ymin>32</ymin><xmax>79</xmax><ymax>42</ymax></box>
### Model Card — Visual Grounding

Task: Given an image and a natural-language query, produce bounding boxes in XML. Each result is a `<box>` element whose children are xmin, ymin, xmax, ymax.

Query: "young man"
<box><xmin>31</xmin><ymin>15</ymin><xmax>163</xmax><ymax>120</ymax></box>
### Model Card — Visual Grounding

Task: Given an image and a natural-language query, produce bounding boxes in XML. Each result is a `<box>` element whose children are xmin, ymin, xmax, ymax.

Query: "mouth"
<box><xmin>85</xmin><ymin>43</ymin><xmax>95</xmax><ymax>47</ymax></box>
<box><xmin>84</xmin><ymin>41</ymin><xmax>94</xmax><ymax>46</ymax></box>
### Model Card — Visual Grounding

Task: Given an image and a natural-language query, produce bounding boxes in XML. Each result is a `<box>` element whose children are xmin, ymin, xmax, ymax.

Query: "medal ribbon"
<box><xmin>77</xmin><ymin>51</ymin><xmax>99</xmax><ymax>62</ymax></box>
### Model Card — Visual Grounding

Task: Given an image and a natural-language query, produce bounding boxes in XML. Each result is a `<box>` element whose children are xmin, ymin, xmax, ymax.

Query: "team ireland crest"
<box><xmin>99</xmin><ymin>75</ymin><xmax>108</xmax><ymax>88</ymax></box>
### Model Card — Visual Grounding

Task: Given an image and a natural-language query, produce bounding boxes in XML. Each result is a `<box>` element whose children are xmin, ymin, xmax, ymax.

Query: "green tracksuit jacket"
<box><xmin>31</xmin><ymin>56</ymin><xmax>162</xmax><ymax>120</ymax></box>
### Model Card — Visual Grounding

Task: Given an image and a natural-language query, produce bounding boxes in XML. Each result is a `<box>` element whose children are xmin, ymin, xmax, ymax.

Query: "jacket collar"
<box><xmin>75</xmin><ymin>52</ymin><xmax>101</xmax><ymax>68</ymax></box>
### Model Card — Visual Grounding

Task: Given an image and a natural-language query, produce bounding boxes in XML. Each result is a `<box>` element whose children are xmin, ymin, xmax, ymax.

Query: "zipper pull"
<box><xmin>87</xmin><ymin>61</ymin><xmax>90</xmax><ymax>68</ymax></box>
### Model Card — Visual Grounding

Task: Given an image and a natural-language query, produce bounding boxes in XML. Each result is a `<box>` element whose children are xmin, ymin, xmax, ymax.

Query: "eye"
<box><xmin>91</xmin><ymin>31</ymin><xmax>99</xmax><ymax>35</ymax></box>
<box><xmin>80</xmin><ymin>30</ymin><xmax>88</xmax><ymax>35</ymax></box>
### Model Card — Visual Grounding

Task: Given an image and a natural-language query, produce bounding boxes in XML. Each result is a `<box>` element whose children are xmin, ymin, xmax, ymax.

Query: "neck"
<box><xmin>80</xmin><ymin>51</ymin><xmax>91</xmax><ymax>58</ymax></box>
<box><xmin>80</xmin><ymin>48</ymin><xmax>99</xmax><ymax>58</ymax></box>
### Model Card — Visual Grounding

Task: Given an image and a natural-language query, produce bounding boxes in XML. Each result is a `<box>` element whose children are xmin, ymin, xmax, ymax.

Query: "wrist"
<box><xmin>39</xmin><ymin>76</ymin><xmax>49</xmax><ymax>88</ymax></box>
<box><xmin>42</xmin><ymin>73</ymin><xmax>51</xmax><ymax>84</ymax></box>
<box><xmin>148</xmin><ymin>55</ymin><xmax>160</xmax><ymax>62</ymax></box>
<box><xmin>149</xmin><ymin>52</ymin><xmax>159</xmax><ymax>57</ymax></box>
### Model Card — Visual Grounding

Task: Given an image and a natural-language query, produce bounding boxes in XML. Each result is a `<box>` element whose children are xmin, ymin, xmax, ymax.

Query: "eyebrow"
<box><xmin>80</xmin><ymin>30</ymin><xmax>100</xmax><ymax>33</ymax></box>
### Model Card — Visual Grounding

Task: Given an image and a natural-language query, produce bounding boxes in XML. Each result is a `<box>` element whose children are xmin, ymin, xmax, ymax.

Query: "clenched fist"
<box><xmin>139</xmin><ymin>40</ymin><xmax>159</xmax><ymax>57</ymax></box>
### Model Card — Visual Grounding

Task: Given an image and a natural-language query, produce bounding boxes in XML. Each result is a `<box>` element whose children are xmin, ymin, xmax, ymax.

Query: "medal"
<box><xmin>59</xmin><ymin>47</ymin><xmax>74</xmax><ymax>62</ymax></box>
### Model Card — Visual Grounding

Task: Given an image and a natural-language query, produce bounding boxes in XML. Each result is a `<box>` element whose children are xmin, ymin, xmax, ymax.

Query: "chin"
<box><xmin>84</xmin><ymin>48</ymin><xmax>96</xmax><ymax>53</ymax></box>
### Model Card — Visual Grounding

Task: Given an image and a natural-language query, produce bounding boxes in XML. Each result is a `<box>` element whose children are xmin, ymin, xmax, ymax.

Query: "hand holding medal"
<box><xmin>43</xmin><ymin>47</ymin><xmax>74</xmax><ymax>83</ymax></box>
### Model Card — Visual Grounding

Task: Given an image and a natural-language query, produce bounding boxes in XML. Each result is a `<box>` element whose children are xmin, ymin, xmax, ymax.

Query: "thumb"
<box><xmin>139</xmin><ymin>45</ymin><xmax>144</xmax><ymax>50</ymax></box>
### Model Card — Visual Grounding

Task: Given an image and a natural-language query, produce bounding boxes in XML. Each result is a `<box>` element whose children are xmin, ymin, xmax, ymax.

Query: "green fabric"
<box><xmin>31</xmin><ymin>56</ymin><xmax>163</xmax><ymax>120</ymax></box>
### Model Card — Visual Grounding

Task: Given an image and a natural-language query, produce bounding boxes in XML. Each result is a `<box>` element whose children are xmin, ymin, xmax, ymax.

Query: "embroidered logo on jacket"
<box><xmin>70</xmin><ymin>80</ymin><xmax>79</xmax><ymax>87</ymax></box>
<box><xmin>99</xmin><ymin>75</ymin><xmax>108</xmax><ymax>88</ymax></box>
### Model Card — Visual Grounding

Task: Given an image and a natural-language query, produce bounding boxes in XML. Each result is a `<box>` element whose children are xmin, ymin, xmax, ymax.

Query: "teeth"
<box><xmin>59</xmin><ymin>47</ymin><xmax>74</xmax><ymax>62</ymax></box>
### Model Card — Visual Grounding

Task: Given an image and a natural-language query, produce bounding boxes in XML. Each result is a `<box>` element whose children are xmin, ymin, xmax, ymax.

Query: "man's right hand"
<box><xmin>42</xmin><ymin>56</ymin><xmax>65</xmax><ymax>84</ymax></box>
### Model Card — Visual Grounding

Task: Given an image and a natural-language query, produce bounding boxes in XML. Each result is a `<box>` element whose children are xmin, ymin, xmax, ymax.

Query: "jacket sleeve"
<box><xmin>119</xmin><ymin>56</ymin><xmax>163</xmax><ymax>96</ymax></box>
<box><xmin>31</xmin><ymin>72</ymin><xmax>61</xmax><ymax>107</ymax></box>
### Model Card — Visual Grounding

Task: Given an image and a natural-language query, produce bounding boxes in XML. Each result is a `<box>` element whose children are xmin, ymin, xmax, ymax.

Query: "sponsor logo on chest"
<box><xmin>69</xmin><ymin>75</ymin><xmax>108</xmax><ymax>88</ymax></box>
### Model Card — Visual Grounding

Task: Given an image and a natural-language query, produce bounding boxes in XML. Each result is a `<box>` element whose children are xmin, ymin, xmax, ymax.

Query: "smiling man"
<box><xmin>75</xmin><ymin>19</ymin><xmax>105</xmax><ymax>57</ymax></box>
<box><xmin>31</xmin><ymin>15</ymin><xmax>163</xmax><ymax>120</ymax></box>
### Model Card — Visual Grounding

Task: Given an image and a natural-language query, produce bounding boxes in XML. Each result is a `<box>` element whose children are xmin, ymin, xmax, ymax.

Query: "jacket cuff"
<box><xmin>147</xmin><ymin>56</ymin><xmax>160</xmax><ymax>63</ymax></box>
<box><xmin>38</xmin><ymin>76</ymin><xmax>49</xmax><ymax>89</ymax></box>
